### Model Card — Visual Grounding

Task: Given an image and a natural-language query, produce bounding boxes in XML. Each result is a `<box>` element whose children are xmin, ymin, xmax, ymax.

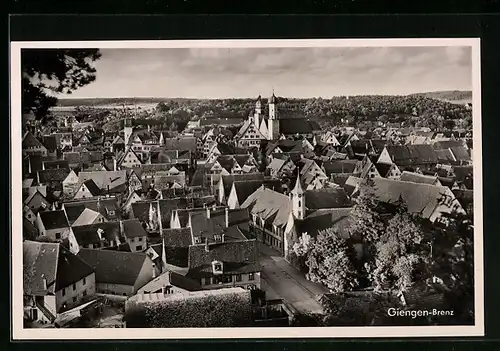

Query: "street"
<box><xmin>257</xmin><ymin>243</ymin><xmax>329</xmax><ymax>314</ymax></box>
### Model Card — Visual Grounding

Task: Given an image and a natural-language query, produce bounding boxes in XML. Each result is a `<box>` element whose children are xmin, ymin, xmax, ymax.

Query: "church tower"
<box><xmin>123</xmin><ymin>118</ymin><xmax>133</xmax><ymax>146</ymax></box>
<box><xmin>290</xmin><ymin>171</ymin><xmax>305</xmax><ymax>220</ymax></box>
<box><xmin>254</xmin><ymin>95</ymin><xmax>262</xmax><ymax>128</ymax></box>
<box><xmin>267</xmin><ymin>91</ymin><xmax>280</xmax><ymax>140</ymax></box>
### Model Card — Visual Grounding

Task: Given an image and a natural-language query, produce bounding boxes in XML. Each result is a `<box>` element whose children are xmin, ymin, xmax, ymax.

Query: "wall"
<box><xmin>377</xmin><ymin>148</ymin><xmax>393</xmax><ymax>165</ymax></box>
<box><xmin>201</xmin><ymin>272</ymin><xmax>261</xmax><ymax>291</ymax></box>
<box><xmin>133</xmin><ymin>257</ymin><xmax>155</xmax><ymax>293</ymax></box>
<box><xmin>127</xmin><ymin>236</ymin><xmax>148</xmax><ymax>253</ymax></box>
<box><xmin>45</xmin><ymin>227</ymin><xmax>70</xmax><ymax>241</ymax></box>
<box><xmin>55</xmin><ymin>272</ymin><xmax>96</xmax><ymax>312</ymax></box>
<box><xmin>97</xmin><ymin>282</ymin><xmax>135</xmax><ymax>297</ymax></box>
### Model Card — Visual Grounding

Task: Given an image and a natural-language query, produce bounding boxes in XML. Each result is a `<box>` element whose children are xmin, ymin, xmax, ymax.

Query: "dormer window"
<box><xmin>194</xmin><ymin>236</ymin><xmax>202</xmax><ymax>244</ymax></box>
<box><xmin>212</xmin><ymin>260</ymin><xmax>223</xmax><ymax>274</ymax></box>
<box><xmin>214</xmin><ymin>234</ymin><xmax>222</xmax><ymax>241</ymax></box>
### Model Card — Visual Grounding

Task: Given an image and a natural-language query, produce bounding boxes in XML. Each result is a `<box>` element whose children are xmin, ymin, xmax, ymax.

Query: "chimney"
<box><xmin>41</xmin><ymin>274</ymin><xmax>47</xmax><ymax>291</ymax></box>
<box><xmin>222</xmin><ymin>233</ymin><xmax>226</xmax><ymax>243</ymax></box>
<box><xmin>225</xmin><ymin>207</ymin><xmax>229</xmax><ymax>228</ymax></box>
<box><xmin>206</xmin><ymin>206</ymin><xmax>211</xmax><ymax>219</ymax></box>
<box><xmin>97</xmin><ymin>228</ymin><xmax>104</xmax><ymax>241</ymax></box>
<box><xmin>204</xmin><ymin>238</ymin><xmax>209</xmax><ymax>252</ymax></box>
<box><xmin>113</xmin><ymin>158</ymin><xmax>117</xmax><ymax>171</ymax></box>
<box><xmin>152</xmin><ymin>263</ymin><xmax>157</xmax><ymax>278</ymax></box>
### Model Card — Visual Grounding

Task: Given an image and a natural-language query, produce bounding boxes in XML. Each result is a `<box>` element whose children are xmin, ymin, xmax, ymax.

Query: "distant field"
<box><xmin>409</xmin><ymin>90</ymin><xmax>472</xmax><ymax>103</ymax></box>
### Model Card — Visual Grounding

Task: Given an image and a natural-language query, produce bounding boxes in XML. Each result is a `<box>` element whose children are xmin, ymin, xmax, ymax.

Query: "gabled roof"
<box><xmin>373</xmin><ymin>163</ymin><xmax>393</xmax><ymax>178</ymax></box>
<box><xmin>305</xmin><ymin>188</ymin><xmax>352</xmax><ymax>210</ymax></box>
<box><xmin>241</xmin><ymin>187</ymin><xmax>291</xmax><ymax>227</ymax></box>
<box><xmin>77</xmin><ymin>248</ymin><xmax>149</xmax><ymax>286</ymax></box>
<box><xmin>63</xmin><ymin>198</ymin><xmax>120</xmax><ymax>223</ymax></box>
<box><xmin>384</xmin><ymin>145</ymin><xmax>439</xmax><ymax>165</ymax></box>
<box><xmin>189</xmin><ymin>209</ymin><xmax>249</xmax><ymax>243</ymax></box>
<box><xmin>71</xmin><ymin>221</ymin><xmax>121</xmax><ymax>246</ymax></box>
<box><xmin>42</xmin><ymin>135</ymin><xmax>58</xmax><ymax>151</ymax></box>
<box><xmin>24</xmin><ymin>241</ymin><xmax>94</xmax><ymax>295</ymax></box>
<box><xmin>159</xmin><ymin>198</ymin><xmax>189</xmax><ymax>228</ymax></box>
<box><xmin>172</xmin><ymin>207</ymin><xmax>225</xmax><ymax>228</ymax></box>
<box><xmin>435</xmin><ymin>149</ymin><xmax>455</xmax><ymax>163</ymax></box>
<box><xmin>433</xmin><ymin>140</ymin><xmax>466</xmax><ymax>150</ymax></box>
<box><xmin>39</xmin><ymin>210</ymin><xmax>69</xmax><ymax>230</ymax></box>
<box><xmin>38</xmin><ymin>168</ymin><xmax>71</xmax><ymax>184</ymax></box>
<box><xmin>187</xmin><ymin>239</ymin><xmax>260</xmax><ymax>279</ymax></box>
<box><xmin>278</xmin><ymin>119</ymin><xmax>319</xmax><ymax>135</ymax></box>
<box><xmin>122</xmin><ymin>218</ymin><xmax>148</xmax><ymax>239</ymax></box>
<box><xmin>219</xmin><ymin>173</ymin><xmax>266</xmax><ymax>196</ymax></box>
<box><xmin>450</xmin><ymin>146</ymin><xmax>471</xmax><ymax>162</ymax></box>
<box><xmin>42</xmin><ymin>159</ymin><xmax>70</xmax><ymax>170</ymax></box>
<box><xmin>296</xmin><ymin>207</ymin><xmax>352</xmax><ymax>239</ymax></box>
<box><xmin>131</xmin><ymin>200</ymin><xmax>157</xmax><ymax>223</ymax></box>
<box><xmin>81</xmin><ymin>179</ymin><xmax>101</xmax><ymax>196</ymax></box>
<box><xmin>72</xmin><ymin>208</ymin><xmax>102</xmax><ymax>227</ymax></box>
<box><xmin>22</xmin><ymin>132</ymin><xmax>46</xmax><ymax>149</ymax></box>
<box><xmin>78</xmin><ymin>170</ymin><xmax>127</xmax><ymax>190</ymax></box>
<box><xmin>232</xmin><ymin>179</ymin><xmax>282</xmax><ymax>205</ymax></box>
<box><xmin>400</xmin><ymin>171</ymin><xmax>439</xmax><ymax>185</ymax></box>
<box><xmin>322</xmin><ymin>160</ymin><xmax>358</xmax><ymax>176</ymax></box>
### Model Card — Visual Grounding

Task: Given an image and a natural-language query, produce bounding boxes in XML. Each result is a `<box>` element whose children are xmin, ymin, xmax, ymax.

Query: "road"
<box><xmin>257</xmin><ymin>243</ymin><xmax>329</xmax><ymax>314</ymax></box>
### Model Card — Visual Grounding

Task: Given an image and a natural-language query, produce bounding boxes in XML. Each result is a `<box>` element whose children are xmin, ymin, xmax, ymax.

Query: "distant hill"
<box><xmin>409</xmin><ymin>90</ymin><xmax>472</xmax><ymax>103</ymax></box>
<box><xmin>56</xmin><ymin>97</ymin><xmax>196</xmax><ymax>107</ymax></box>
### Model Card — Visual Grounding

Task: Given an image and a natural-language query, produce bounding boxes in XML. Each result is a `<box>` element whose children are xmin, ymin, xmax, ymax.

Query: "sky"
<box><xmin>60</xmin><ymin>46</ymin><xmax>473</xmax><ymax>99</ymax></box>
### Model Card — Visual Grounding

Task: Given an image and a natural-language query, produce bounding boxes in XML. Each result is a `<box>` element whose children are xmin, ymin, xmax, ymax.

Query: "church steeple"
<box><xmin>254</xmin><ymin>94</ymin><xmax>262</xmax><ymax>128</ymax></box>
<box><xmin>290</xmin><ymin>171</ymin><xmax>305</xmax><ymax>220</ymax></box>
<box><xmin>268</xmin><ymin>90</ymin><xmax>279</xmax><ymax>140</ymax></box>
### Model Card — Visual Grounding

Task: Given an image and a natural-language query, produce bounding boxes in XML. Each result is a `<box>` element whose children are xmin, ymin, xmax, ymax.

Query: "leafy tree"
<box><xmin>371</xmin><ymin>207</ymin><xmax>430</xmax><ymax>292</ymax></box>
<box><xmin>22</xmin><ymin>49</ymin><xmax>101</xmax><ymax>121</ymax></box>
<box><xmin>304</xmin><ymin>228</ymin><xmax>359</xmax><ymax>293</ymax></box>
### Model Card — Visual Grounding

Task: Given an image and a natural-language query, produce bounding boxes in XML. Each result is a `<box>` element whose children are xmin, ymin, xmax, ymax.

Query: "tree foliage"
<box><xmin>22</xmin><ymin>49</ymin><xmax>101</xmax><ymax>121</ymax></box>
<box><xmin>304</xmin><ymin>228</ymin><xmax>359</xmax><ymax>293</ymax></box>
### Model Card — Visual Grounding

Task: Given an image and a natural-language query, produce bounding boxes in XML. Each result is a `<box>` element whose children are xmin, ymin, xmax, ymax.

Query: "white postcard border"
<box><xmin>10</xmin><ymin>38</ymin><xmax>484</xmax><ymax>340</ymax></box>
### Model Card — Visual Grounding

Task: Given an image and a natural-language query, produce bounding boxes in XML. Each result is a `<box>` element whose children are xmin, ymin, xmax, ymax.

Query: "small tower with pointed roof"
<box><xmin>290</xmin><ymin>171</ymin><xmax>305</xmax><ymax>220</ymax></box>
<box><xmin>123</xmin><ymin>118</ymin><xmax>134</xmax><ymax>146</ymax></box>
<box><xmin>268</xmin><ymin>90</ymin><xmax>280</xmax><ymax>140</ymax></box>
<box><xmin>254</xmin><ymin>94</ymin><xmax>262</xmax><ymax>128</ymax></box>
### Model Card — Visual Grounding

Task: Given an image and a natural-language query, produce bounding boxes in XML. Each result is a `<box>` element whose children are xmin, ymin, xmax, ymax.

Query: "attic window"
<box><xmin>212</xmin><ymin>261</ymin><xmax>223</xmax><ymax>274</ymax></box>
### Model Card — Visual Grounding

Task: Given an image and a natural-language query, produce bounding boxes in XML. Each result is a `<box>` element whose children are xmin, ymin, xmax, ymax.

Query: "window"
<box><xmin>136</xmin><ymin>245</ymin><xmax>143</xmax><ymax>251</ymax></box>
<box><xmin>55</xmin><ymin>233</ymin><xmax>61</xmax><ymax>240</ymax></box>
<box><xmin>83</xmin><ymin>277</ymin><xmax>86</xmax><ymax>285</ymax></box>
<box><xmin>83</xmin><ymin>290</ymin><xmax>87</xmax><ymax>297</ymax></box>
<box><xmin>72</xmin><ymin>283</ymin><xmax>76</xmax><ymax>291</ymax></box>
<box><xmin>235</xmin><ymin>274</ymin><xmax>242</xmax><ymax>282</ymax></box>
<box><xmin>138</xmin><ymin>237</ymin><xmax>143</xmax><ymax>242</ymax></box>
<box><xmin>248</xmin><ymin>273</ymin><xmax>255</xmax><ymax>281</ymax></box>
<box><xmin>62</xmin><ymin>288</ymin><xmax>66</xmax><ymax>296</ymax></box>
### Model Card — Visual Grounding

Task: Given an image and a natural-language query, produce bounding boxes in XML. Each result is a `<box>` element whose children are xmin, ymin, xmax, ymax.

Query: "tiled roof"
<box><xmin>72</xmin><ymin>208</ymin><xmax>102</xmax><ymax>227</ymax></box>
<box><xmin>305</xmin><ymin>188</ymin><xmax>352</xmax><ymax>209</ymax></box>
<box><xmin>23</xmin><ymin>217</ymin><xmax>39</xmax><ymax>240</ymax></box>
<box><xmin>435</xmin><ymin>149</ymin><xmax>455</xmax><ymax>163</ymax></box>
<box><xmin>23</xmin><ymin>241</ymin><xmax>94</xmax><ymax>296</ymax></box>
<box><xmin>367</xmin><ymin>178</ymin><xmax>457</xmax><ymax>219</ymax></box>
<box><xmin>23</xmin><ymin>132</ymin><xmax>46</xmax><ymax>149</ymax></box>
<box><xmin>187</xmin><ymin>239</ymin><xmax>260</xmax><ymax>279</ymax></box>
<box><xmin>322</xmin><ymin>160</ymin><xmax>358</xmax><ymax>176</ymax></box>
<box><xmin>39</xmin><ymin>210</ymin><xmax>69</xmax><ymax>230</ymax></box>
<box><xmin>78</xmin><ymin>170</ymin><xmax>127</xmax><ymax>190</ymax></box>
<box><xmin>63</xmin><ymin>198</ymin><xmax>120</xmax><ymax>223</ymax></box>
<box><xmin>42</xmin><ymin>135</ymin><xmax>58</xmax><ymax>151</ymax></box>
<box><xmin>42</xmin><ymin>159</ymin><xmax>70</xmax><ymax>170</ymax></box>
<box><xmin>241</xmin><ymin>187</ymin><xmax>291</xmax><ymax>227</ymax></box>
<box><xmin>220</xmin><ymin>173</ymin><xmax>266</xmax><ymax>197</ymax></box>
<box><xmin>163</xmin><ymin>137</ymin><xmax>197</xmax><ymax>151</ymax></box>
<box><xmin>71</xmin><ymin>222</ymin><xmax>121</xmax><ymax>246</ymax></box>
<box><xmin>400</xmin><ymin>171</ymin><xmax>439</xmax><ymax>185</ymax></box>
<box><xmin>233</xmin><ymin>179</ymin><xmax>282</xmax><ymax>205</ymax></box>
<box><xmin>37</xmin><ymin>168</ymin><xmax>70</xmax><ymax>184</ymax></box>
<box><xmin>131</xmin><ymin>201</ymin><xmax>156</xmax><ymax>223</ymax></box>
<box><xmin>433</xmin><ymin>140</ymin><xmax>466</xmax><ymax>150</ymax></box>
<box><xmin>190</xmin><ymin>209</ymin><xmax>249</xmax><ymax>243</ymax></box>
<box><xmin>173</xmin><ymin>207</ymin><xmax>225</xmax><ymax>228</ymax></box>
<box><xmin>122</xmin><ymin>218</ymin><xmax>148</xmax><ymax>239</ymax></box>
<box><xmin>159</xmin><ymin>198</ymin><xmax>189</xmax><ymax>228</ymax></box>
<box><xmin>296</xmin><ymin>207</ymin><xmax>352</xmax><ymax>239</ymax></box>
<box><xmin>384</xmin><ymin>145</ymin><xmax>439</xmax><ymax>165</ymax></box>
<box><xmin>450</xmin><ymin>146</ymin><xmax>471</xmax><ymax>162</ymax></box>
<box><xmin>82</xmin><ymin>179</ymin><xmax>101</xmax><ymax>196</ymax></box>
<box><xmin>162</xmin><ymin>228</ymin><xmax>193</xmax><ymax>247</ymax></box>
<box><xmin>77</xmin><ymin>248</ymin><xmax>149</xmax><ymax>286</ymax></box>
<box><xmin>374</xmin><ymin>163</ymin><xmax>393</xmax><ymax>178</ymax></box>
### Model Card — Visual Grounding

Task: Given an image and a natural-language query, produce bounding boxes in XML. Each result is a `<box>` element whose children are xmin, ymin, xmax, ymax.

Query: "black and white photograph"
<box><xmin>11</xmin><ymin>39</ymin><xmax>483</xmax><ymax>339</ymax></box>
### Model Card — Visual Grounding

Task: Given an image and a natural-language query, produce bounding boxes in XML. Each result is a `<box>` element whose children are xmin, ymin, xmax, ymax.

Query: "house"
<box><xmin>24</xmin><ymin>189</ymin><xmax>52</xmax><ymax>214</ymax></box>
<box><xmin>36</xmin><ymin>210</ymin><xmax>71</xmax><ymax>241</ymax></box>
<box><xmin>186</xmin><ymin>239</ymin><xmax>261</xmax><ymax>291</ymax></box>
<box><xmin>73</xmin><ymin>179</ymin><xmax>101</xmax><ymax>200</ymax></box>
<box><xmin>77</xmin><ymin>249</ymin><xmax>155</xmax><ymax>297</ymax></box>
<box><xmin>241</xmin><ymin>174</ymin><xmax>352</xmax><ymax>257</ymax></box>
<box><xmin>131</xmin><ymin>200</ymin><xmax>160</xmax><ymax>231</ymax></box>
<box><xmin>234</xmin><ymin>117</ymin><xmax>267</xmax><ymax>148</ymax></box>
<box><xmin>23</xmin><ymin>216</ymin><xmax>39</xmax><ymax>240</ymax></box>
<box><xmin>22</xmin><ymin>132</ymin><xmax>48</xmax><ymax>156</ymax></box>
<box><xmin>377</xmin><ymin>145</ymin><xmax>439</xmax><ymax>171</ymax></box>
<box><xmin>77</xmin><ymin>170</ymin><xmax>128</xmax><ymax>195</ymax></box>
<box><xmin>62</xmin><ymin>198</ymin><xmax>121</xmax><ymax>225</ymax></box>
<box><xmin>349</xmin><ymin>177</ymin><xmax>465</xmax><ymax>224</ymax></box>
<box><xmin>320</xmin><ymin>131</ymin><xmax>341</xmax><ymax>146</ymax></box>
<box><xmin>23</xmin><ymin>241</ymin><xmax>96</xmax><ymax>324</ymax></box>
<box><xmin>122</xmin><ymin>190</ymin><xmax>143</xmax><ymax>217</ymax></box>
<box><xmin>322</xmin><ymin>160</ymin><xmax>359</xmax><ymax>179</ymax></box>
<box><xmin>37</xmin><ymin>168</ymin><xmax>71</xmax><ymax>191</ymax></box>
<box><xmin>215</xmin><ymin>173</ymin><xmax>266</xmax><ymax>205</ymax></box>
<box><xmin>121</xmin><ymin>218</ymin><xmax>149</xmax><ymax>252</ymax></box>
<box><xmin>399</xmin><ymin>171</ymin><xmax>442</xmax><ymax>186</ymax></box>
<box><xmin>136</xmin><ymin>270</ymin><xmax>202</xmax><ymax>295</ymax></box>
<box><xmin>374</xmin><ymin>163</ymin><xmax>401</xmax><ymax>180</ymax></box>
<box><xmin>170</xmin><ymin>207</ymin><xmax>225</xmax><ymax>229</ymax></box>
<box><xmin>62</xmin><ymin>169</ymin><xmax>80</xmax><ymax>197</ymax></box>
<box><xmin>227</xmin><ymin>179</ymin><xmax>283</xmax><ymax>209</ymax></box>
<box><xmin>42</xmin><ymin>159</ymin><xmax>70</xmax><ymax>171</ymax></box>
<box><xmin>70</xmin><ymin>221</ymin><xmax>123</xmax><ymax>251</ymax></box>
<box><xmin>117</xmin><ymin>147</ymin><xmax>143</xmax><ymax>169</ymax></box>
<box><xmin>71</xmin><ymin>208</ymin><xmax>108</xmax><ymax>227</ymax></box>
